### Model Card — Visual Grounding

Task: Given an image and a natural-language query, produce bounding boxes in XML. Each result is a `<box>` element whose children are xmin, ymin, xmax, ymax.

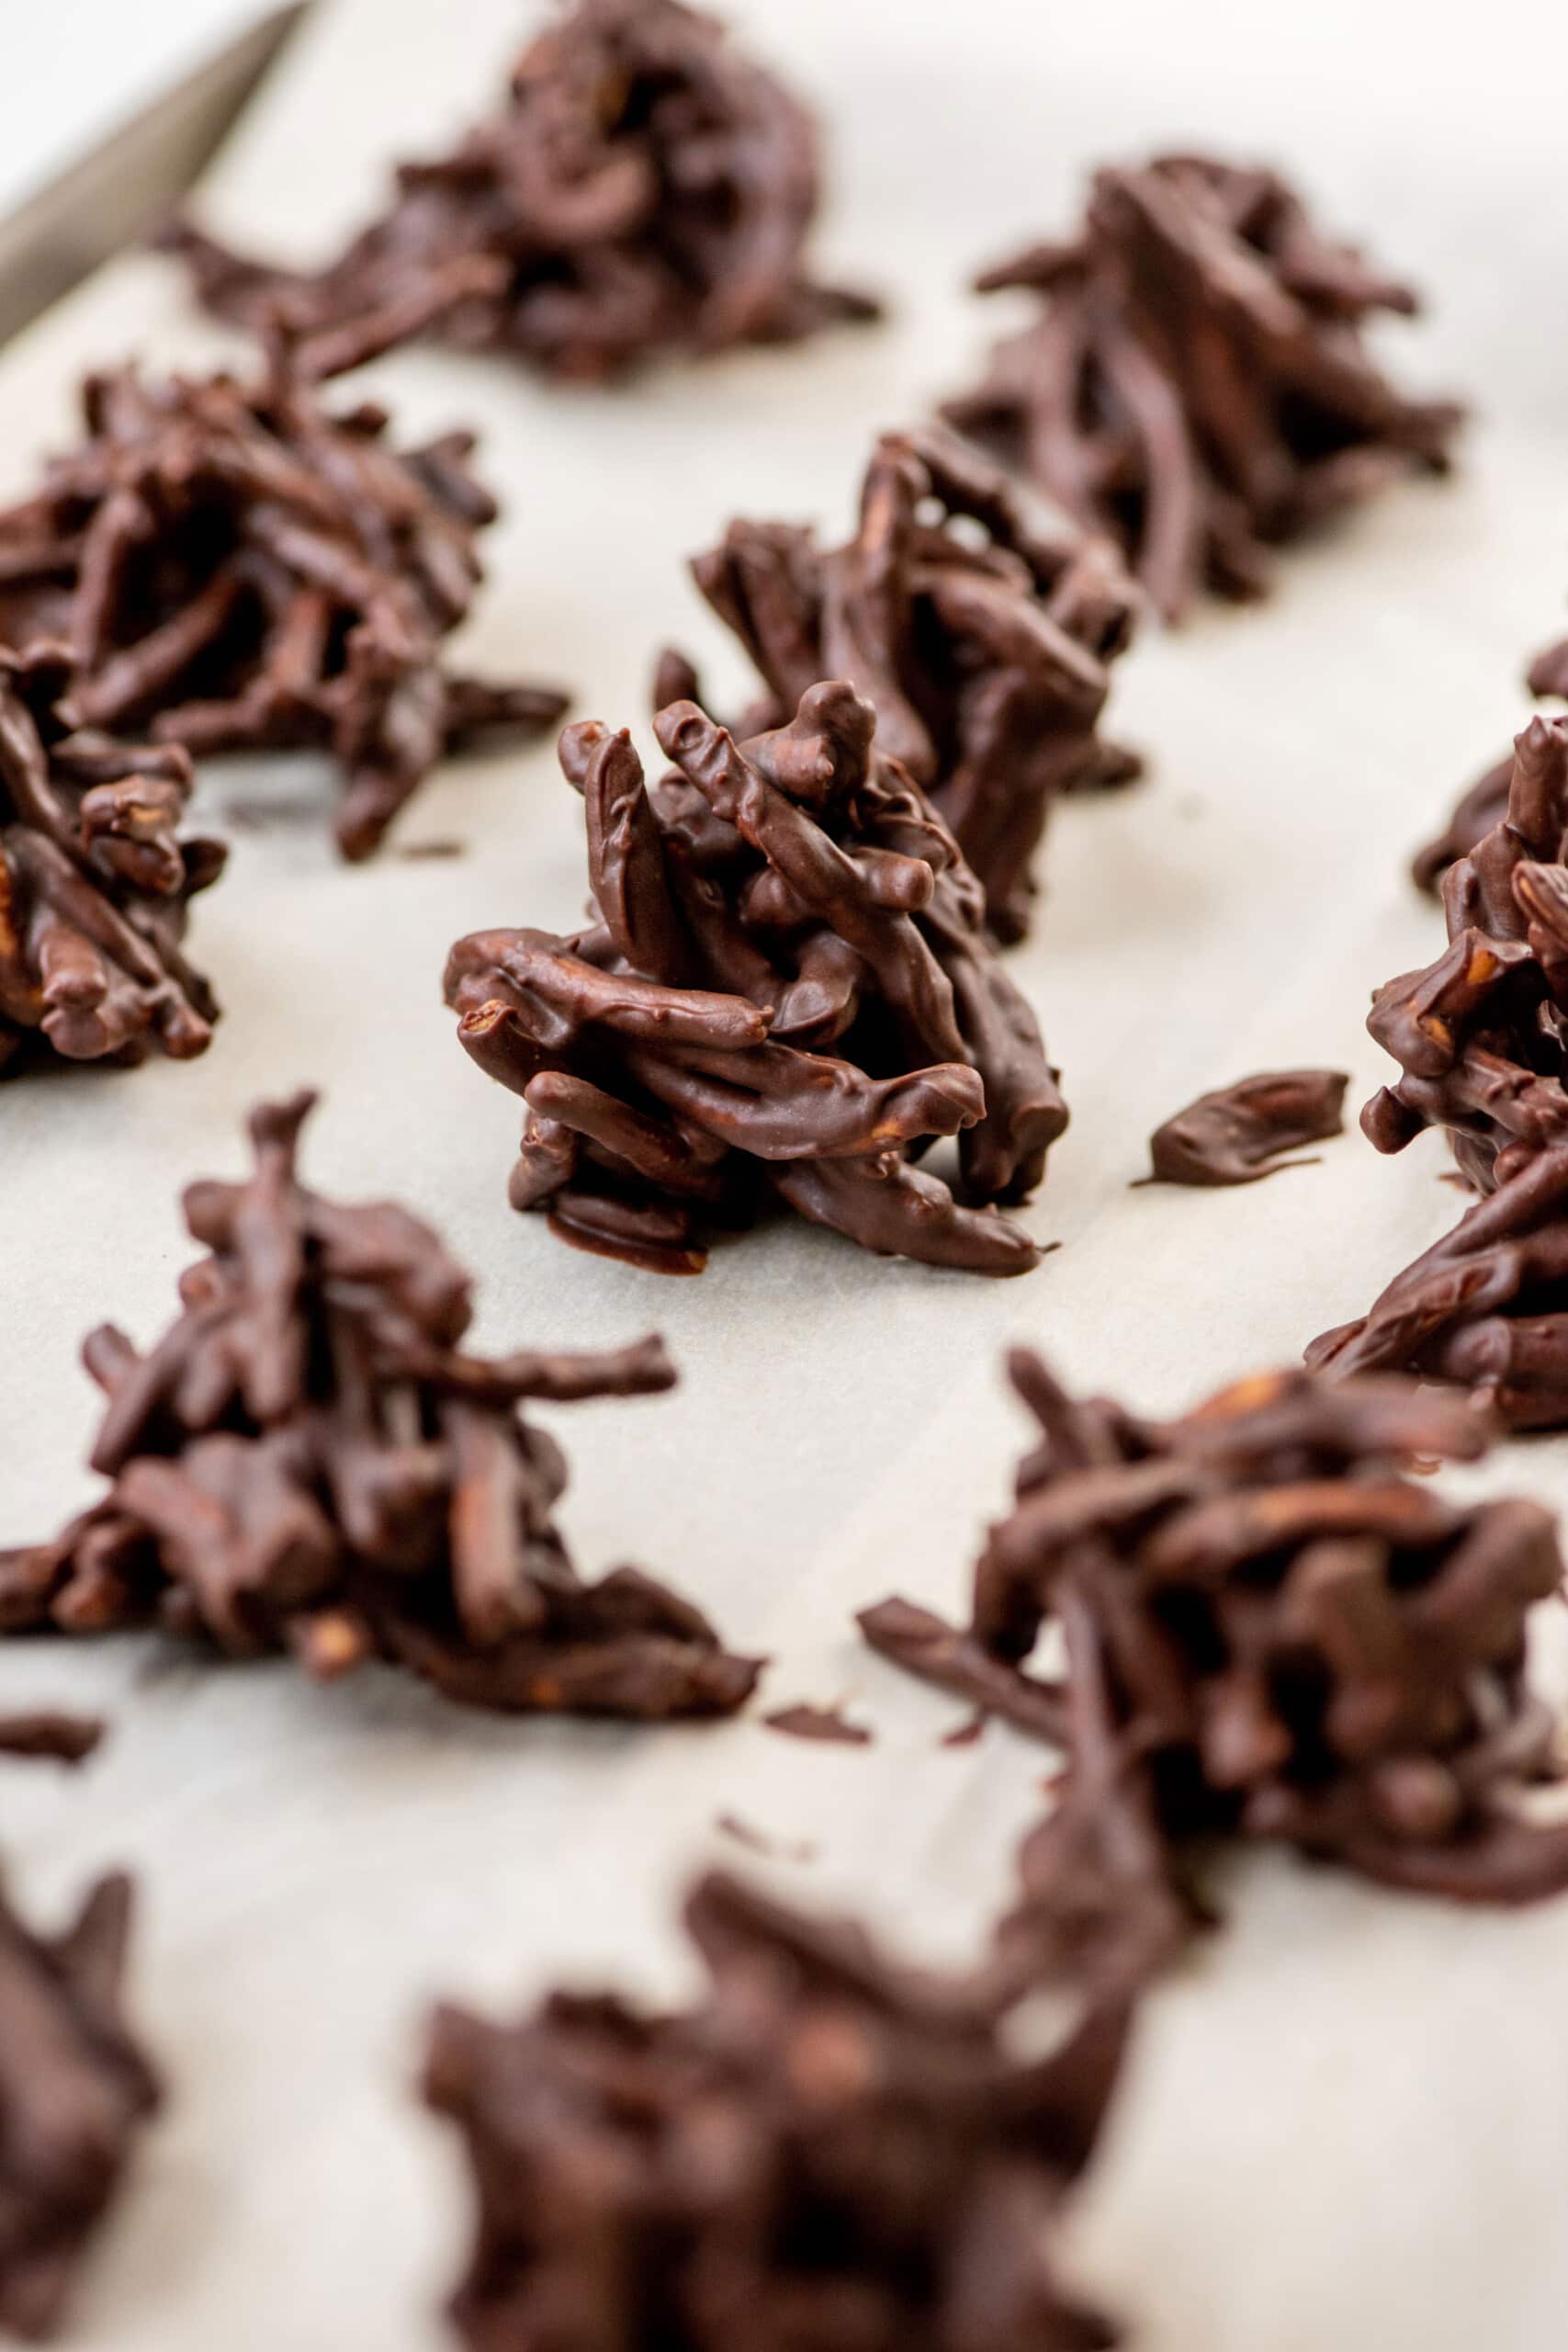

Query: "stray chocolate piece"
<box><xmin>866</xmin><ymin>1352</ymin><xmax>1568</xmax><ymax>1994</ymax></box>
<box><xmin>1359</xmin><ymin>716</ymin><xmax>1568</xmax><ymax>1197</ymax></box>
<box><xmin>0</xmin><ymin>1713</ymin><xmax>105</xmax><ymax>1766</ymax></box>
<box><xmin>1414</xmin><ymin>621</ymin><xmax>1568</xmax><ymax>890</ymax></box>
<box><xmin>0</xmin><ymin>353</ymin><xmax>566</xmax><ymax>862</ymax></box>
<box><xmin>446</xmin><ymin>680</ymin><xmax>1064</xmax><ymax>1276</ymax></box>
<box><xmin>162</xmin><ymin>0</ymin><xmax>878</xmax><ymax>385</ymax></box>
<box><xmin>761</xmin><ymin>1701</ymin><xmax>872</xmax><ymax>1745</ymax></box>
<box><xmin>0</xmin><ymin>643</ymin><xmax>221</xmax><ymax>1076</ymax></box>
<box><xmin>1140</xmin><ymin>1068</ymin><xmax>1348</xmax><ymax>1186</ymax></box>
<box><xmin>860</xmin><ymin>1594</ymin><xmax>1067</xmax><ymax>1746</ymax></box>
<box><xmin>0</xmin><ymin>1092</ymin><xmax>757</xmax><ymax>1719</ymax></box>
<box><xmin>425</xmin><ymin>1867</ymin><xmax>1129</xmax><ymax>2352</ymax></box>
<box><xmin>0</xmin><ymin>1867</ymin><xmax>159</xmax><ymax>2340</ymax></box>
<box><xmin>671</xmin><ymin>424</ymin><xmax>1139</xmax><ymax>943</ymax></box>
<box><xmin>944</xmin><ymin>153</ymin><xmax>1461</xmax><ymax>621</ymax></box>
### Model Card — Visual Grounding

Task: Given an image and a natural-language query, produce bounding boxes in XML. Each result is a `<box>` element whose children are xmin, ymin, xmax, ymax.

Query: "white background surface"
<box><xmin>0</xmin><ymin>1</ymin><xmax>270</xmax><ymax>220</ymax></box>
<box><xmin>6</xmin><ymin>4</ymin><xmax>1568</xmax><ymax>2347</ymax></box>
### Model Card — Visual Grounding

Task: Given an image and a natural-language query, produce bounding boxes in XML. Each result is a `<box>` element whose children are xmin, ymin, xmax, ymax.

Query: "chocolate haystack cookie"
<box><xmin>1356</xmin><ymin>717</ymin><xmax>1568</xmax><ymax>1196</ymax></box>
<box><xmin>0</xmin><ymin>1867</ymin><xmax>159</xmax><ymax>2340</ymax></box>
<box><xmin>162</xmin><ymin>0</ymin><xmax>877</xmax><ymax>385</ymax></box>
<box><xmin>425</xmin><ymin>1867</ymin><xmax>1129</xmax><ymax>2352</ymax></box>
<box><xmin>1139</xmin><ymin>1068</ymin><xmax>1348</xmax><ymax>1186</ymax></box>
<box><xmin>943</xmin><ymin>153</ymin><xmax>1461</xmax><ymax>621</ymax></box>
<box><xmin>0</xmin><ymin>1092</ymin><xmax>757</xmax><ymax>1718</ymax></box>
<box><xmin>1413</xmin><ymin>619</ymin><xmax>1568</xmax><ymax>891</ymax></box>
<box><xmin>0</xmin><ymin>354</ymin><xmax>566</xmax><ymax>862</ymax></box>
<box><xmin>446</xmin><ymin>681</ymin><xmax>1064</xmax><ymax>1276</ymax></box>
<box><xmin>0</xmin><ymin>643</ymin><xmax>221</xmax><ymax>1076</ymax></box>
<box><xmin>1313</xmin><ymin>719</ymin><xmax>1568</xmax><ymax>1424</ymax></box>
<box><xmin>664</xmin><ymin>424</ymin><xmax>1139</xmax><ymax>943</ymax></box>
<box><xmin>864</xmin><ymin>1353</ymin><xmax>1568</xmax><ymax>1993</ymax></box>
<box><xmin>1306</xmin><ymin>1147</ymin><xmax>1568</xmax><ymax>1430</ymax></box>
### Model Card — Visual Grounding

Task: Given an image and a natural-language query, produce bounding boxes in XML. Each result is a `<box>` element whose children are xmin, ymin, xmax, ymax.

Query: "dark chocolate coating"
<box><xmin>446</xmin><ymin>681</ymin><xmax>1065</xmax><ymax>1276</ymax></box>
<box><xmin>1413</xmin><ymin>626</ymin><xmax>1568</xmax><ymax>891</ymax></box>
<box><xmin>761</xmin><ymin>1702</ymin><xmax>872</xmax><ymax>1745</ymax></box>
<box><xmin>424</xmin><ymin>1866</ymin><xmax>1129</xmax><ymax>2352</ymax></box>
<box><xmin>1361</xmin><ymin>716</ymin><xmax>1568</xmax><ymax>1199</ymax></box>
<box><xmin>671</xmin><ymin>424</ymin><xmax>1140</xmax><ymax>943</ymax></box>
<box><xmin>864</xmin><ymin>1352</ymin><xmax>1568</xmax><ymax>1994</ymax></box>
<box><xmin>1141</xmin><ymin>1067</ymin><xmax>1348</xmax><ymax>1185</ymax></box>
<box><xmin>160</xmin><ymin>0</ymin><xmax>879</xmax><ymax>385</ymax></box>
<box><xmin>0</xmin><ymin>353</ymin><xmax>566</xmax><ymax>862</ymax></box>
<box><xmin>0</xmin><ymin>1869</ymin><xmax>159</xmax><ymax>2340</ymax></box>
<box><xmin>0</xmin><ymin>1092</ymin><xmax>758</xmax><ymax>1719</ymax></box>
<box><xmin>858</xmin><ymin>1595</ymin><xmax>1066</xmax><ymax>1746</ymax></box>
<box><xmin>943</xmin><ymin>153</ymin><xmax>1461</xmax><ymax>621</ymax></box>
<box><xmin>1307</xmin><ymin>1145</ymin><xmax>1568</xmax><ymax>1430</ymax></box>
<box><xmin>0</xmin><ymin>643</ymin><xmax>220</xmax><ymax>1076</ymax></box>
<box><xmin>0</xmin><ymin>1713</ymin><xmax>105</xmax><ymax>1765</ymax></box>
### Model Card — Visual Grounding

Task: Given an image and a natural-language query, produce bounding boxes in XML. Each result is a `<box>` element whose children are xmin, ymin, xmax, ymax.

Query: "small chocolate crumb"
<box><xmin>0</xmin><ymin>1712</ymin><xmax>105</xmax><ymax>1765</ymax></box>
<box><xmin>0</xmin><ymin>1868</ymin><xmax>159</xmax><ymax>2338</ymax></box>
<box><xmin>1139</xmin><ymin>1068</ymin><xmax>1348</xmax><ymax>1186</ymax></box>
<box><xmin>397</xmin><ymin>839</ymin><xmax>467</xmax><ymax>862</ymax></box>
<box><xmin>162</xmin><ymin>0</ymin><xmax>878</xmax><ymax>385</ymax></box>
<box><xmin>0</xmin><ymin>1091</ymin><xmax>758</xmax><ymax>1719</ymax></box>
<box><xmin>940</xmin><ymin>1709</ymin><xmax>987</xmax><ymax>1748</ymax></box>
<box><xmin>761</xmin><ymin>1702</ymin><xmax>873</xmax><ymax>1746</ymax></box>
<box><xmin>716</xmin><ymin>1814</ymin><xmax>817</xmax><ymax>1864</ymax></box>
<box><xmin>944</xmin><ymin>153</ymin><xmax>1461</xmax><ymax>620</ymax></box>
<box><xmin>424</xmin><ymin>1867</ymin><xmax>1131</xmax><ymax>2352</ymax></box>
<box><xmin>446</xmin><ymin>680</ymin><xmax>1065</xmax><ymax>1277</ymax></box>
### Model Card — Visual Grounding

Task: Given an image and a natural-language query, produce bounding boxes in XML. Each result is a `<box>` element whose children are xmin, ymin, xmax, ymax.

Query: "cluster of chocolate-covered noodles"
<box><xmin>426</xmin><ymin>1866</ymin><xmax>1129</xmax><ymax>2352</ymax></box>
<box><xmin>0</xmin><ymin>1092</ymin><xmax>757</xmax><ymax>1717</ymax></box>
<box><xmin>663</xmin><ymin>424</ymin><xmax>1138</xmax><ymax>943</ymax></box>
<box><xmin>1311</xmin><ymin>716</ymin><xmax>1568</xmax><ymax>1426</ymax></box>
<box><xmin>863</xmin><ymin>1355</ymin><xmax>1568</xmax><ymax>1993</ymax></box>
<box><xmin>0</xmin><ymin>1869</ymin><xmax>158</xmax><ymax>2340</ymax></box>
<box><xmin>446</xmin><ymin>682</ymin><xmax>1063</xmax><ymax>1276</ymax></box>
<box><xmin>943</xmin><ymin>153</ymin><xmax>1461</xmax><ymax>620</ymax></box>
<box><xmin>0</xmin><ymin>353</ymin><xmax>565</xmax><ymax>861</ymax></box>
<box><xmin>0</xmin><ymin>642</ymin><xmax>221</xmax><ymax>1074</ymax></box>
<box><xmin>163</xmin><ymin>0</ymin><xmax>877</xmax><ymax>386</ymax></box>
<box><xmin>1414</xmin><ymin>610</ymin><xmax>1568</xmax><ymax>890</ymax></box>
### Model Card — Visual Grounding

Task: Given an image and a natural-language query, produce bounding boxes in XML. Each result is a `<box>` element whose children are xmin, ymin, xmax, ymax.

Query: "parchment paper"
<box><xmin>4</xmin><ymin>4</ymin><xmax>1568</xmax><ymax>2346</ymax></box>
